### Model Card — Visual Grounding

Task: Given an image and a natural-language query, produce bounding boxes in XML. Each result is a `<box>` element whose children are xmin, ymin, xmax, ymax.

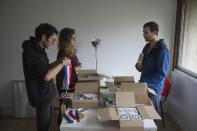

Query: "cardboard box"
<box><xmin>114</xmin><ymin>76</ymin><xmax>134</xmax><ymax>85</ymax></box>
<box><xmin>78</xmin><ymin>69</ymin><xmax>97</xmax><ymax>76</ymax></box>
<box><xmin>98</xmin><ymin>92</ymin><xmax>161</xmax><ymax>131</ymax></box>
<box><xmin>108</xmin><ymin>85</ymin><xmax>120</xmax><ymax>92</ymax></box>
<box><xmin>105</xmin><ymin>83</ymin><xmax>153</xmax><ymax>106</ymax></box>
<box><xmin>105</xmin><ymin>82</ymin><xmax>114</xmax><ymax>87</ymax></box>
<box><xmin>78</xmin><ymin>69</ymin><xmax>105</xmax><ymax>82</ymax></box>
<box><xmin>78</xmin><ymin>75</ymin><xmax>101</xmax><ymax>82</ymax></box>
<box><xmin>72</xmin><ymin>82</ymin><xmax>100</xmax><ymax>109</ymax></box>
<box><xmin>120</xmin><ymin>82</ymin><xmax>156</xmax><ymax>105</ymax></box>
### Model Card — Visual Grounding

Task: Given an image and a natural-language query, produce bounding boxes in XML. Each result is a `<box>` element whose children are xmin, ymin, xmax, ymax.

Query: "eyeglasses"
<box><xmin>70</xmin><ymin>37</ymin><xmax>76</xmax><ymax>41</ymax></box>
<box><xmin>71</xmin><ymin>36</ymin><xmax>76</xmax><ymax>40</ymax></box>
<box><xmin>48</xmin><ymin>37</ymin><xmax>56</xmax><ymax>43</ymax></box>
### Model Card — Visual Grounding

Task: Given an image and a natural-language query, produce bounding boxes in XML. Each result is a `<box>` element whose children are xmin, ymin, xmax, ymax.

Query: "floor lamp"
<box><xmin>91</xmin><ymin>38</ymin><xmax>101</xmax><ymax>72</ymax></box>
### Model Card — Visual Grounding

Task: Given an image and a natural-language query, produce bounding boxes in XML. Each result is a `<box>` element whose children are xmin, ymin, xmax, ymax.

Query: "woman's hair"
<box><xmin>58</xmin><ymin>28</ymin><xmax>77</xmax><ymax>58</ymax></box>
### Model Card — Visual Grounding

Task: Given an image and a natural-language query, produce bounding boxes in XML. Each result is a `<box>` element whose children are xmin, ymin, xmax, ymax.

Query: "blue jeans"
<box><xmin>148</xmin><ymin>92</ymin><xmax>161</xmax><ymax>126</ymax></box>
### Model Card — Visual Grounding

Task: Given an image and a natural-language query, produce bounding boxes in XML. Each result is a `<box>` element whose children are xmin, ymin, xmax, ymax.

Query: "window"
<box><xmin>177</xmin><ymin>0</ymin><xmax>197</xmax><ymax>76</ymax></box>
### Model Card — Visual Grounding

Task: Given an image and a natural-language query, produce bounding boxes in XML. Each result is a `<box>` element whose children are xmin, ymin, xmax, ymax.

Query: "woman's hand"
<box><xmin>62</xmin><ymin>57</ymin><xmax>71</xmax><ymax>66</ymax></box>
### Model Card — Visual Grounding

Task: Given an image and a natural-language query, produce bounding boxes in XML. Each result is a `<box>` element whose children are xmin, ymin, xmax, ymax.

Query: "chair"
<box><xmin>160</xmin><ymin>77</ymin><xmax>171</xmax><ymax>127</ymax></box>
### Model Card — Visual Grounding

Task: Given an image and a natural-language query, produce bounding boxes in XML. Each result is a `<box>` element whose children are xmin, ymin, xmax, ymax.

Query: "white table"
<box><xmin>60</xmin><ymin>109</ymin><xmax>157</xmax><ymax>131</ymax></box>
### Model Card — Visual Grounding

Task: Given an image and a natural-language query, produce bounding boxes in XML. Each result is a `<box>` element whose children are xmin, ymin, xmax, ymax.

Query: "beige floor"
<box><xmin>0</xmin><ymin>113</ymin><xmax>182</xmax><ymax>131</ymax></box>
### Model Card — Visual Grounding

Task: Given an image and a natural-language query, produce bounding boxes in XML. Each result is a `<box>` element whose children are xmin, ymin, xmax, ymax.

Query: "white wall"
<box><xmin>0</xmin><ymin>0</ymin><xmax>176</xmax><ymax>115</ymax></box>
<box><xmin>166</xmin><ymin>69</ymin><xmax>197</xmax><ymax>131</ymax></box>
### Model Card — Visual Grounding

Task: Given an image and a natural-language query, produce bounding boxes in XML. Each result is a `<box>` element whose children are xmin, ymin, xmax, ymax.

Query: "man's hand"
<box><xmin>135</xmin><ymin>53</ymin><xmax>144</xmax><ymax>72</ymax></box>
<box><xmin>135</xmin><ymin>63</ymin><xmax>143</xmax><ymax>72</ymax></box>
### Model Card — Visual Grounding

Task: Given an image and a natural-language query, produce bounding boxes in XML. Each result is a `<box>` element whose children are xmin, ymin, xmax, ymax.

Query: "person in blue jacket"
<box><xmin>136</xmin><ymin>21</ymin><xmax>170</xmax><ymax>115</ymax></box>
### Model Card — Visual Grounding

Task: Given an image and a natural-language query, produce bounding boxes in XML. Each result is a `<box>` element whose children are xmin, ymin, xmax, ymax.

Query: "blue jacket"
<box><xmin>140</xmin><ymin>39</ymin><xmax>170</xmax><ymax>94</ymax></box>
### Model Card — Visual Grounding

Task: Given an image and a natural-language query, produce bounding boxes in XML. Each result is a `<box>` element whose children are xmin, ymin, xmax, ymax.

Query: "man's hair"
<box><xmin>35</xmin><ymin>23</ymin><xmax>58</xmax><ymax>41</ymax></box>
<box><xmin>143</xmin><ymin>21</ymin><xmax>159</xmax><ymax>34</ymax></box>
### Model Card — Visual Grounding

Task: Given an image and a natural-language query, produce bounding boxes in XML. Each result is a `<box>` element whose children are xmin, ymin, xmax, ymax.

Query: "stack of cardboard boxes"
<box><xmin>63</xmin><ymin>69</ymin><xmax>160</xmax><ymax>130</ymax></box>
<box><xmin>69</xmin><ymin>70</ymin><xmax>103</xmax><ymax>109</ymax></box>
<box><xmin>73</xmin><ymin>70</ymin><xmax>155</xmax><ymax>108</ymax></box>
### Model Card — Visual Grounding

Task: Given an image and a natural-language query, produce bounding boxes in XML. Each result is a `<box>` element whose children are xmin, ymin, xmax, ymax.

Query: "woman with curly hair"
<box><xmin>56</xmin><ymin>28</ymin><xmax>81</xmax><ymax>95</ymax></box>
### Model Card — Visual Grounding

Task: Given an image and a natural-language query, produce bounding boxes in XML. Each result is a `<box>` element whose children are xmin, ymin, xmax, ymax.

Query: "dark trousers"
<box><xmin>36</xmin><ymin>103</ymin><xmax>51</xmax><ymax>131</ymax></box>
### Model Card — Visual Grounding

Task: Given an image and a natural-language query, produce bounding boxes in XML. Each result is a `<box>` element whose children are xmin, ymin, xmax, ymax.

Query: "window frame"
<box><xmin>173</xmin><ymin>0</ymin><xmax>197</xmax><ymax>79</ymax></box>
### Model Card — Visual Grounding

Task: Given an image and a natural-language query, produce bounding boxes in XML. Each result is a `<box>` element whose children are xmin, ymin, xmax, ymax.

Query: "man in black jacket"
<box><xmin>22</xmin><ymin>23</ymin><xmax>71</xmax><ymax>131</ymax></box>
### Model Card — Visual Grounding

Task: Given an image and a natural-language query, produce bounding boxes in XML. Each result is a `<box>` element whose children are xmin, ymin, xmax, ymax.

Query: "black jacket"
<box><xmin>22</xmin><ymin>37</ymin><xmax>56</xmax><ymax>107</ymax></box>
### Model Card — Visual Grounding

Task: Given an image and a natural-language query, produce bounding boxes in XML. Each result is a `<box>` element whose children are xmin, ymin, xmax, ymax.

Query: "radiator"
<box><xmin>13</xmin><ymin>80</ymin><xmax>36</xmax><ymax>118</ymax></box>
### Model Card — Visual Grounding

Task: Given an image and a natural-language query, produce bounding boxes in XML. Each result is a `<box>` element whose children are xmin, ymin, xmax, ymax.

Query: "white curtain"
<box><xmin>179</xmin><ymin>0</ymin><xmax>197</xmax><ymax>74</ymax></box>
